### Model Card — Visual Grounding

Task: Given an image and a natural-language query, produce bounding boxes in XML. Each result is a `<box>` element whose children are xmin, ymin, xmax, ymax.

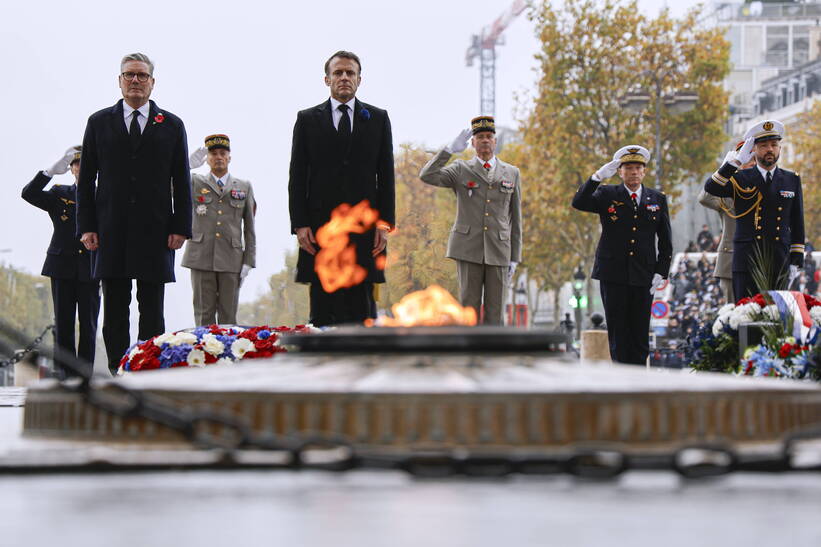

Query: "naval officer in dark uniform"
<box><xmin>704</xmin><ymin>119</ymin><xmax>805</xmax><ymax>300</ymax></box>
<box><xmin>21</xmin><ymin>147</ymin><xmax>100</xmax><ymax>377</ymax></box>
<box><xmin>572</xmin><ymin>146</ymin><xmax>673</xmax><ymax>365</ymax></box>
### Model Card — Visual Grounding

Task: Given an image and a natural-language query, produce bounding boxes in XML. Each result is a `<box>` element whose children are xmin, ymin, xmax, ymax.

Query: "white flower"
<box><xmin>717</xmin><ymin>303</ymin><xmax>735</xmax><ymax>316</ymax></box>
<box><xmin>712</xmin><ymin>318</ymin><xmax>726</xmax><ymax>336</ymax></box>
<box><xmin>153</xmin><ymin>332</ymin><xmax>175</xmax><ymax>346</ymax></box>
<box><xmin>187</xmin><ymin>349</ymin><xmax>206</xmax><ymax>367</ymax></box>
<box><xmin>762</xmin><ymin>305</ymin><xmax>780</xmax><ymax>321</ymax></box>
<box><xmin>128</xmin><ymin>345</ymin><xmax>142</xmax><ymax>360</ymax></box>
<box><xmin>810</xmin><ymin>306</ymin><xmax>821</xmax><ymax>327</ymax></box>
<box><xmin>215</xmin><ymin>357</ymin><xmax>234</xmax><ymax>366</ymax></box>
<box><xmin>201</xmin><ymin>334</ymin><xmax>225</xmax><ymax>356</ymax></box>
<box><xmin>729</xmin><ymin>311</ymin><xmax>753</xmax><ymax>330</ymax></box>
<box><xmin>231</xmin><ymin>338</ymin><xmax>255</xmax><ymax>359</ymax></box>
<box><xmin>168</xmin><ymin>332</ymin><xmax>198</xmax><ymax>346</ymax></box>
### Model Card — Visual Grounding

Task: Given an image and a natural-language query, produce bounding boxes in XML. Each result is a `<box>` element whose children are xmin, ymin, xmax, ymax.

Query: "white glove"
<box><xmin>593</xmin><ymin>159</ymin><xmax>621</xmax><ymax>181</ymax></box>
<box><xmin>789</xmin><ymin>265</ymin><xmax>800</xmax><ymax>286</ymax></box>
<box><xmin>239</xmin><ymin>264</ymin><xmax>252</xmax><ymax>287</ymax></box>
<box><xmin>649</xmin><ymin>273</ymin><xmax>664</xmax><ymax>295</ymax></box>
<box><xmin>189</xmin><ymin>146</ymin><xmax>208</xmax><ymax>169</ymax></box>
<box><xmin>507</xmin><ymin>261</ymin><xmax>518</xmax><ymax>283</ymax></box>
<box><xmin>721</xmin><ymin>150</ymin><xmax>736</xmax><ymax>166</ymax></box>
<box><xmin>445</xmin><ymin>128</ymin><xmax>472</xmax><ymax>154</ymax></box>
<box><xmin>45</xmin><ymin>147</ymin><xmax>79</xmax><ymax>177</ymax></box>
<box><xmin>733</xmin><ymin>137</ymin><xmax>755</xmax><ymax>167</ymax></box>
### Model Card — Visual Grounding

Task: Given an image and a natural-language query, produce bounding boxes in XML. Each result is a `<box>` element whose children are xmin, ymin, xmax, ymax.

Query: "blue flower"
<box><xmin>258</xmin><ymin>330</ymin><xmax>271</xmax><ymax>340</ymax></box>
<box><xmin>159</xmin><ymin>344</ymin><xmax>193</xmax><ymax>368</ymax></box>
<box><xmin>359</xmin><ymin>108</ymin><xmax>370</xmax><ymax>121</ymax></box>
<box><xmin>192</xmin><ymin>326</ymin><xmax>209</xmax><ymax>339</ymax></box>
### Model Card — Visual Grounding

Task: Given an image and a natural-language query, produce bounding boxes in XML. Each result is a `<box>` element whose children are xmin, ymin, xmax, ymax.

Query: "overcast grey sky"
<box><xmin>2</xmin><ymin>0</ymin><xmax>700</xmax><ymax>332</ymax></box>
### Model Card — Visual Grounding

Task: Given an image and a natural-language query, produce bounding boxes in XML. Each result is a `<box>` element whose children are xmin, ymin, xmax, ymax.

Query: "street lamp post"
<box><xmin>572</xmin><ymin>266</ymin><xmax>585</xmax><ymax>339</ymax></box>
<box><xmin>619</xmin><ymin>71</ymin><xmax>698</xmax><ymax>186</ymax></box>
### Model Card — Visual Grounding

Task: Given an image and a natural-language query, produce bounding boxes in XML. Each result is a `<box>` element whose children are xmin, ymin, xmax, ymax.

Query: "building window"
<box><xmin>765</xmin><ymin>25</ymin><xmax>789</xmax><ymax>67</ymax></box>
<box><xmin>743</xmin><ymin>25</ymin><xmax>763</xmax><ymax>66</ymax></box>
<box><xmin>793</xmin><ymin>25</ymin><xmax>810</xmax><ymax>66</ymax></box>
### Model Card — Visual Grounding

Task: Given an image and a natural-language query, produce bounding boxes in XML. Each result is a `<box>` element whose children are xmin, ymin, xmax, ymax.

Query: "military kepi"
<box><xmin>205</xmin><ymin>134</ymin><xmax>230</xmax><ymax>151</ymax></box>
<box><xmin>471</xmin><ymin>116</ymin><xmax>495</xmax><ymax>135</ymax></box>
<box><xmin>613</xmin><ymin>145</ymin><xmax>650</xmax><ymax>166</ymax></box>
<box><xmin>744</xmin><ymin>119</ymin><xmax>784</xmax><ymax>143</ymax></box>
<box><xmin>70</xmin><ymin>146</ymin><xmax>82</xmax><ymax>166</ymax></box>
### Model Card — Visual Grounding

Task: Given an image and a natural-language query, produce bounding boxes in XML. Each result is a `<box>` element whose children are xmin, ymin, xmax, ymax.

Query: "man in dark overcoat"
<box><xmin>77</xmin><ymin>52</ymin><xmax>192</xmax><ymax>374</ymax></box>
<box><xmin>288</xmin><ymin>50</ymin><xmax>395</xmax><ymax>326</ymax></box>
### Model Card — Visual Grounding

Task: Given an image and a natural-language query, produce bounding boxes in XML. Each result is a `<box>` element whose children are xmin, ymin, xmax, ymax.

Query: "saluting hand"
<box><xmin>46</xmin><ymin>146</ymin><xmax>81</xmax><ymax>176</ymax></box>
<box><xmin>593</xmin><ymin>159</ymin><xmax>621</xmax><ymax>181</ymax></box>
<box><xmin>446</xmin><ymin>128</ymin><xmax>472</xmax><ymax>154</ymax></box>
<box><xmin>188</xmin><ymin>147</ymin><xmax>208</xmax><ymax>169</ymax></box>
<box><xmin>734</xmin><ymin>137</ymin><xmax>755</xmax><ymax>167</ymax></box>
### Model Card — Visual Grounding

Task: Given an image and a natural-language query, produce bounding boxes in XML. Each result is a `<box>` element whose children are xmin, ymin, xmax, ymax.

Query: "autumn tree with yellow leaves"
<box><xmin>513</xmin><ymin>0</ymin><xmax>730</xmax><ymax>321</ymax></box>
<box><xmin>785</xmin><ymin>102</ymin><xmax>821</xmax><ymax>243</ymax></box>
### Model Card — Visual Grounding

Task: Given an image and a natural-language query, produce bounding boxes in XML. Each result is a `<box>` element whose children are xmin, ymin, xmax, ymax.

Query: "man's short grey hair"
<box><xmin>120</xmin><ymin>53</ymin><xmax>154</xmax><ymax>75</ymax></box>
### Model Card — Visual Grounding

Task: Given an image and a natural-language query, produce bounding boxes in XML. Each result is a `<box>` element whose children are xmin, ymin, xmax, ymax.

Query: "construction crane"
<box><xmin>465</xmin><ymin>0</ymin><xmax>527</xmax><ymax>117</ymax></box>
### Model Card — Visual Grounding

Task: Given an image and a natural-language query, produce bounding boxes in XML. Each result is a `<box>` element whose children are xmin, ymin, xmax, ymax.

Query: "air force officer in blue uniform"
<box><xmin>572</xmin><ymin>146</ymin><xmax>673</xmax><ymax>365</ymax></box>
<box><xmin>703</xmin><ymin>120</ymin><xmax>804</xmax><ymax>300</ymax></box>
<box><xmin>22</xmin><ymin>147</ymin><xmax>100</xmax><ymax>377</ymax></box>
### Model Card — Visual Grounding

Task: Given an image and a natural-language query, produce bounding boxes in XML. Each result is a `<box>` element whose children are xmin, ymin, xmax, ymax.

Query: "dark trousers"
<box><xmin>50</xmin><ymin>278</ymin><xmax>100</xmax><ymax>378</ymax></box>
<box><xmin>600</xmin><ymin>281</ymin><xmax>653</xmax><ymax>365</ymax></box>
<box><xmin>309</xmin><ymin>282</ymin><xmax>374</xmax><ymax>327</ymax></box>
<box><xmin>733</xmin><ymin>271</ymin><xmax>756</xmax><ymax>302</ymax></box>
<box><xmin>102</xmin><ymin>279</ymin><xmax>165</xmax><ymax>374</ymax></box>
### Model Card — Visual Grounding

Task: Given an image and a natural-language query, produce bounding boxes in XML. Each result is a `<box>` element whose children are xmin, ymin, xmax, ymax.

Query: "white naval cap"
<box><xmin>613</xmin><ymin>145</ymin><xmax>651</xmax><ymax>166</ymax></box>
<box><xmin>743</xmin><ymin>119</ymin><xmax>784</xmax><ymax>143</ymax></box>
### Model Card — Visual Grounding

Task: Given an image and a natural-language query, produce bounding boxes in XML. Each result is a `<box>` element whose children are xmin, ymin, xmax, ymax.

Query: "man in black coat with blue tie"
<box><xmin>703</xmin><ymin>120</ymin><xmax>805</xmax><ymax>300</ymax></box>
<box><xmin>288</xmin><ymin>50</ymin><xmax>395</xmax><ymax>326</ymax></box>
<box><xmin>572</xmin><ymin>146</ymin><xmax>673</xmax><ymax>365</ymax></box>
<box><xmin>22</xmin><ymin>147</ymin><xmax>99</xmax><ymax>378</ymax></box>
<box><xmin>77</xmin><ymin>53</ymin><xmax>192</xmax><ymax>374</ymax></box>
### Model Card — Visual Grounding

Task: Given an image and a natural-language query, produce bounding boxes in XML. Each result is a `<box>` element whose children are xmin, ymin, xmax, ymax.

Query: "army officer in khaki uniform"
<box><xmin>420</xmin><ymin>116</ymin><xmax>522</xmax><ymax>324</ymax></box>
<box><xmin>183</xmin><ymin>134</ymin><xmax>256</xmax><ymax>325</ymax></box>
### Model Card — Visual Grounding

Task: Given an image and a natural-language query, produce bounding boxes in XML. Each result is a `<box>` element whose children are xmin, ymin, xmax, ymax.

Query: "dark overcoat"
<box><xmin>288</xmin><ymin>99</ymin><xmax>395</xmax><ymax>284</ymax></box>
<box><xmin>77</xmin><ymin>99</ymin><xmax>192</xmax><ymax>282</ymax></box>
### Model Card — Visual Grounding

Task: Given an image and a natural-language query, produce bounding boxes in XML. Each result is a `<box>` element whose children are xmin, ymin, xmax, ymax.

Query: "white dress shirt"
<box><xmin>212</xmin><ymin>173</ymin><xmax>230</xmax><ymax>188</ymax></box>
<box><xmin>123</xmin><ymin>102</ymin><xmax>150</xmax><ymax>134</ymax></box>
<box><xmin>624</xmin><ymin>184</ymin><xmax>643</xmax><ymax>204</ymax></box>
<box><xmin>330</xmin><ymin>97</ymin><xmax>356</xmax><ymax>131</ymax></box>
<box><xmin>756</xmin><ymin>164</ymin><xmax>776</xmax><ymax>181</ymax></box>
<box><xmin>475</xmin><ymin>155</ymin><xmax>497</xmax><ymax>179</ymax></box>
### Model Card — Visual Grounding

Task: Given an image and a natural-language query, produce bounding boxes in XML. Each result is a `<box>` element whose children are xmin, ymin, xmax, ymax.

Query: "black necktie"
<box><xmin>338</xmin><ymin>104</ymin><xmax>351</xmax><ymax>143</ymax></box>
<box><xmin>129</xmin><ymin>110</ymin><xmax>141</xmax><ymax>148</ymax></box>
<box><xmin>766</xmin><ymin>171</ymin><xmax>772</xmax><ymax>185</ymax></box>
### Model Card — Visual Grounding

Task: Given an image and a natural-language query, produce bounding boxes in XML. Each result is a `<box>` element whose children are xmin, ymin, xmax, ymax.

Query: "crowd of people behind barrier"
<box><xmin>649</xmin><ymin>244</ymin><xmax>819</xmax><ymax>368</ymax></box>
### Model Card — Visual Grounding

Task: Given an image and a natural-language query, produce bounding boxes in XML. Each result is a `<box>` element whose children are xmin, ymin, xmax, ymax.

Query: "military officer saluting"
<box><xmin>419</xmin><ymin>116</ymin><xmax>522</xmax><ymax>324</ymax></box>
<box><xmin>183</xmin><ymin>134</ymin><xmax>256</xmax><ymax>326</ymax></box>
<box><xmin>21</xmin><ymin>146</ymin><xmax>100</xmax><ymax>378</ymax></box>
<box><xmin>704</xmin><ymin>120</ymin><xmax>804</xmax><ymax>300</ymax></box>
<box><xmin>572</xmin><ymin>146</ymin><xmax>672</xmax><ymax>365</ymax></box>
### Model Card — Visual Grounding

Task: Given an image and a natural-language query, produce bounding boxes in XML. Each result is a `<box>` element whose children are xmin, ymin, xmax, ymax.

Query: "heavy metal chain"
<box><xmin>0</xmin><ymin>319</ymin><xmax>819</xmax><ymax>477</ymax></box>
<box><xmin>0</xmin><ymin>324</ymin><xmax>53</xmax><ymax>369</ymax></box>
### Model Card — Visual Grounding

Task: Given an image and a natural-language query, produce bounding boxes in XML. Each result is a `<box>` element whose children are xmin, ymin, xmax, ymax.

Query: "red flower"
<box><xmin>154</xmin><ymin>113</ymin><xmax>165</xmax><ymax>124</ymax></box>
<box><xmin>607</xmin><ymin>206</ymin><xmax>616</xmax><ymax>213</ymax></box>
<box><xmin>466</xmin><ymin>181</ymin><xmax>478</xmax><ymax>189</ymax></box>
<box><xmin>197</xmin><ymin>195</ymin><xmax>205</xmax><ymax>203</ymax></box>
<box><xmin>779</xmin><ymin>342</ymin><xmax>792</xmax><ymax>358</ymax></box>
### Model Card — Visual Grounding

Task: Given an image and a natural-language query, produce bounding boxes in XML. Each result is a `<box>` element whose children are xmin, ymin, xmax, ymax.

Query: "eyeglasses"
<box><xmin>121</xmin><ymin>72</ymin><xmax>152</xmax><ymax>83</ymax></box>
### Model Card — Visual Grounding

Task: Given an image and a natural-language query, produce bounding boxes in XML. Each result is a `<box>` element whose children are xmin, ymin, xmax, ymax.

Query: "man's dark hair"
<box><xmin>324</xmin><ymin>50</ymin><xmax>362</xmax><ymax>76</ymax></box>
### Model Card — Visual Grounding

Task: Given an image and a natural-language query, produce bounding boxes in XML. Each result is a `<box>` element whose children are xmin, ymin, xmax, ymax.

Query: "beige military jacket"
<box><xmin>697</xmin><ymin>189</ymin><xmax>734</xmax><ymax>279</ymax></box>
<box><xmin>182</xmin><ymin>173</ymin><xmax>256</xmax><ymax>273</ymax></box>
<box><xmin>420</xmin><ymin>149</ymin><xmax>522</xmax><ymax>266</ymax></box>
